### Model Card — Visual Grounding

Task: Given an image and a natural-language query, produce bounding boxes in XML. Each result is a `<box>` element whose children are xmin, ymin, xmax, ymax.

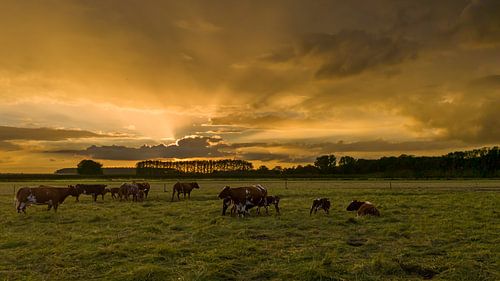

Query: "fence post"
<box><xmin>163</xmin><ymin>183</ymin><xmax>167</xmax><ymax>193</ymax></box>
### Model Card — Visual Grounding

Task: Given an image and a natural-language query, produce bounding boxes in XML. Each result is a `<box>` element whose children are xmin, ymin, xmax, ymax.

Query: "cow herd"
<box><xmin>15</xmin><ymin>181</ymin><xmax>380</xmax><ymax>218</ymax></box>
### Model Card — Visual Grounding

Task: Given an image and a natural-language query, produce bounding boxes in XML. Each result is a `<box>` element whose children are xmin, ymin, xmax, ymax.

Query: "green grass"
<box><xmin>0</xmin><ymin>180</ymin><xmax>499</xmax><ymax>280</ymax></box>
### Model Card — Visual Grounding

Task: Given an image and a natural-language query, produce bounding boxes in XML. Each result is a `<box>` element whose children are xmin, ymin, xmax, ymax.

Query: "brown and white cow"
<box><xmin>16</xmin><ymin>186</ymin><xmax>78</xmax><ymax>213</ymax></box>
<box><xmin>310</xmin><ymin>198</ymin><xmax>331</xmax><ymax>215</ymax></box>
<box><xmin>171</xmin><ymin>182</ymin><xmax>200</xmax><ymax>201</ymax></box>
<box><xmin>71</xmin><ymin>184</ymin><xmax>108</xmax><ymax>202</ymax></box>
<box><xmin>135</xmin><ymin>182</ymin><xmax>151</xmax><ymax>198</ymax></box>
<box><xmin>346</xmin><ymin>200</ymin><xmax>380</xmax><ymax>216</ymax></box>
<box><xmin>218</xmin><ymin>184</ymin><xmax>267</xmax><ymax>217</ymax></box>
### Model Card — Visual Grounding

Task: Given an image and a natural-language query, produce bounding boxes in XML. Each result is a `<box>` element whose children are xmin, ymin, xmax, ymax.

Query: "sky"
<box><xmin>0</xmin><ymin>0</ymin><xmax>499</xmax><ymax>173</ymax></box>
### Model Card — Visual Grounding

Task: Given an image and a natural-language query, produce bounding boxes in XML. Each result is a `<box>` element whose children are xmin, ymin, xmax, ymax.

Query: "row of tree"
<box><xmin>76</xmin><ymin>146</ymin><xmax>499</xmax><ymax>178</ymax></box>
<box><xmin>136</xmin><ymin>159</ymin><xmax>253</xmax><ymax>176</ymax></box>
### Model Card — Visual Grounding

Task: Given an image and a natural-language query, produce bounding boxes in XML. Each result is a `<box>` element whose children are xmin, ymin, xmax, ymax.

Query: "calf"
<box><xmin>257</xmin><ymin>195</ymin><xmax>281</xmax><ymax>215</ymax></box>
<box><xmin>16</xmin><ymin>186</ymin><xmax>78</xmax><ymax>213</ymax></box>
<box><xmin>171</xmin><ymin>182</ymin><xmax>200</xmax><ymax>201</ymax></box>
<box><xmin>218</xmin><ymin>184</ymin><xmax>267</xmax><ymax>217</ymax></box>
<box><xmin>71</xmin><ymin>184</ymin><xmax>108</xmax><ymax>202</ymax></box>
<box><xmin>346</xmin><ymin>200</ymin><xmax>380</xmax><ymax>216</ymax></box>
<box><xmin>136</xmin><ymin>182</ymin><xmax>151</xmax><ymax>198</ymax></box>
<box><xmin>310</xmin><ymin>198</ymin><xmax>331</xmax><ymax>215</ymax></box>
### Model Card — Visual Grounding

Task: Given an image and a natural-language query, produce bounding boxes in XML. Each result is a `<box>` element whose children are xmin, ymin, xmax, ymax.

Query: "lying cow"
<box><xmin>119</xmin><ymin>183</ymin><xmax>142</xmax><ymax>202</ymax></box>
<box><xmin>136</xmin><ymin>182</ymin><xmax>151</xmax><ymax>198</ymax></box>
<box><xmin>310</xmin><ymin>198</ymin><xmax>331</xmax><ymax>215</ymax></box>
<box><xmin>258</xmin><ymin>195</ymin><xmax>280</xmax><ymax>215</ymax></box>
<box><xmin>71</xmin><ymin>184</ymin><xmax>108</xmax><ymax>202</ymax></box>
<box><xmin>346</xmin><ymin>200</ymin><xmax>380</xmax><ymax>216</ymax></box>
<box><xmin>16</xmin><ymin>186</ymin><xmax>78</xmax><ymax>213</ymax></box>
<box><xmin>171</xmin><ymin>182</ymin><xmax>200</xmax><ymax>201</ymax></box>
<box><xmin>218</xmin><ymin>184</ymin><xmax>267</xmax><ymax>217</ymax></box>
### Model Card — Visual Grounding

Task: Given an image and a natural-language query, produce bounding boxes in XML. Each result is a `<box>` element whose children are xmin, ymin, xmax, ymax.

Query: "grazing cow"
<box><xmin>71</xmin><ymin>184</ymin><xmax>108</xmax><ymax>202</ymax></box>
<box><xmin>218</xmin><ymin>185</ymin><xmax>267</xmax><ymax>217</ymax></box>
<box><xmin>346</xmin><ymin>200</ymin><xmax>380</xmax><ymax>216</ymax></box>
<box><xmin>171</xmin><ymin>182</ymin><xmax>200</xmax><ymax>201</ymax></box>
<box><xmin>257</xmin><ymin>195</ymin><xmax>281</xmax><ymax>215</ymax></box>
<box><xmin>310</xmin><ymin>198</ymin><xmax>331</xmax><ymax>215</ymax></box>
<box><xmin>119</xmin><ymin>183</ymin><xmax>141</xmax><ymax>201</ymax></box>
<box><xmin>16</xmin><ymin>186</ymin><xmax>78</xmax><ymax>213</ymax></box>
<box><xmin>109</xmin><ymin>187</ymin><xmax>120</xmax><ymax>199</ymax></box>
<box><xmin>136</xmin><ymin>182</ymin><xmax>151</xmax><ymax>198</ymax></box>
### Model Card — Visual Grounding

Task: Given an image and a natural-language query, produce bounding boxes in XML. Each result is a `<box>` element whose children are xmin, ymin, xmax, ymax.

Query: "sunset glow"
<box><xmin>0</xmin><ymin>0</ymin><xmax>499</xmax><ymax>172</ymax></box>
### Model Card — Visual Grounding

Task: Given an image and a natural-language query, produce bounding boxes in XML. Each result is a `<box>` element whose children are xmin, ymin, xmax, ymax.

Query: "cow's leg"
<box><xmin>178</xmin><ymin>192</ymin><xmax>181</xmax><ymax>201</ymax></box>
<box><xmin>47</xmin><ymin>201</ymin><xmax>52</xmax><ymax>211</ymax></box>
<box><xmin>145</xmin><ymin>190</ymin><xmax>149</xmax><ymax>198</ymax></box>
<box><xmin>310</xmin><ymin>206</ymin><xmax>314</xmax><ymax>215</ymax></box>
<box><xmin>53</xmin><ymin>203</ymin><xmax>59</xmax><ymax>212</ymax></box>
<box><xmin>102</xmin><ymin>193</ymin><xmax>104</xmax><ymax>200</ymax></box>
<box><xmin>188</xmin><ymin>191</ymin><xmax>191</xmax><ymax>199</ymax></box>
<box><xmin>75</xmin><ymin>195</ymin><xmax>79</xmax><ymax>202</ymax></box>
<box><xmin>171</xmin><ymin>189</ymin><xmax>176</xmax><ymax>201</ymax></box>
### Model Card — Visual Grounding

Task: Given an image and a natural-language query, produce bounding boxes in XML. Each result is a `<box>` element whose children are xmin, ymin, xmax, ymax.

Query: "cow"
<box><xmin>119</xmin><ymin>183</ymin><xmax>141</xmax><ymax>201</ymax></box>
<box><xmin>171</xmin><ymin>182</ymin><xmax>200</xmax><ymax>201</ymax></box>
<box><xmin>16</xmin><ymin>186</ymin><xmax>78</xmax><ymax>213</ymax></box>
<box><xmin>135</xmin><ymin>182</ymin><xmax>151</xmax><ymax>198</ymax></box>
<box><xmin>257</xmin><ymin>195</ymin><xmax>281</xmax><ymax>215</ymax></box>
<box><xmin>310</xmin><ymin>198</ymin><xmax>331</xmax><ymax>215</ymax></box>
<box><xmin>71</xmin><ymin>184</ymin><xmax>108</xmax><ymax>202</ymax></box>
<box><xmin>109</xmin><ymin>187</ymin><xmax>120</xmax><ymax>199</ymax></box>
<box><xmin>218</xmin><ymin>184</ymin><xmax>267</xmax><ymax>217</ymax></box>
<box><xmin>346</xmin><ymin>200</ymin><xmax>380</xmax><ymax>216</ymax></box>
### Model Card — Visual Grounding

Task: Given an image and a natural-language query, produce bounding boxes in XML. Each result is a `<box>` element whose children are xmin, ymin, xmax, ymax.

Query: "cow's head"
<box><xmin>192</xmin><ymin>182</ymin><xmax>200</xmax><ymax>189</ymax></box>
<box><xmin>218</xmin><ymin>186</ymin><xmax>231</xmax><ymax>199</ymax></box>
<box><xmin>346</xmin><ymin>200</ymin><xmax>364</xmax><ymax>211</ymax></box>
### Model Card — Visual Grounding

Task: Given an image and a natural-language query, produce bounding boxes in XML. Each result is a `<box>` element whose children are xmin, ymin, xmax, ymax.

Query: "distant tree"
<box><xmin>257</xmin><ymin>165</ymin><xmax>270</xmax><ymax>172</ymax></box>
<box><xmin>77</xmin><ymin>159</ymin><xmax>103</xmax><ymax>175</ymax></box>
<box><xmin>314</xmin><ymin>155</ymin><xmax>336</xmax><ymax>173</ymax></box>
<box><xmin>339</xmin><ymin>156</ymin><xmax>356</xmax><ymax>174</ymax></box>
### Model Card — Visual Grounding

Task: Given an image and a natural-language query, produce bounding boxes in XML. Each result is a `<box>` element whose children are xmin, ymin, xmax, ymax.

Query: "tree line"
<box><xmin>136</xmin><ymin>159</ymin><xmax>253</xmax><ymax>176</ymax></box>
<box><xmin>73</xmin><ymin>146</ymin><xmax>499</xmax><ymax>178</ymax></box>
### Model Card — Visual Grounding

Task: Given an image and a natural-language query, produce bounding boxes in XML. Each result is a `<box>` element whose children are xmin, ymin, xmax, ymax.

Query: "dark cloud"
<box><xmin>301</xmin><ymin>139</ymin><xmax>468</xmax><ymax>153</ymax></box>
<box><xmin>50</xmin><ymin>136</ymin><xmax>229</xmax><ymax>160</ymax></box>
<box><xmin>0</xmin><ymin>125</ymin><xmax>116</xmax><ymax>141</ymax></box>
<box><xmin>0</xmin><ymin>141</ymin><xmax>21</xmax><ymax>151</ymax></box>
<box><xmin>455</xmin><ymin>0</ymin><xmax>500</xmax><ymax>47</ymax></box>
<box><xmin>263</xmin><ymin>30</ymin><xmax>418</xmax><ymax>79</ymax></box>
<box><xmin>468</xmin><ymin>74</ymin><xmax>500</xmax><ymax>89</ymax></box>
<box><xmin>304</xmin><ymin>30</ymin><xmax>417</xmax><ymax>78</ymax></box>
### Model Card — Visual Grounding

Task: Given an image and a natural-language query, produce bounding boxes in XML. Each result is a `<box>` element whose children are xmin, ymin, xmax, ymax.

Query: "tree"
<box><xmin>314</xmin><ymin>155</ymin><xmax>336</xmax><ymax>173</ymax></box>
<box><xmin>339</xmin><ymin>156</ymin><xmax>356</xmax><ymax>174</ymax></box>
<box><xmin>77</xmin><ymin>159</ymin><xmax>103</xmax><ymax>175</ymax></box>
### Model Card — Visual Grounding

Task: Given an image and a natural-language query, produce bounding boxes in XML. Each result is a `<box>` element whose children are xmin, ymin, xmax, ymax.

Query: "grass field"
<box><xmin>0</xmin><ymin>180</ymin><xmax>499</xmax><ymax>281</ymax></box>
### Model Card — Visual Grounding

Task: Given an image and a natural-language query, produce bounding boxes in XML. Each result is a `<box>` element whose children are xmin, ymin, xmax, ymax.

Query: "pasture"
<box><xmin>0</xmin><ymin>180</ymin><xmax>499</xmax><ymax>281</ymax></box>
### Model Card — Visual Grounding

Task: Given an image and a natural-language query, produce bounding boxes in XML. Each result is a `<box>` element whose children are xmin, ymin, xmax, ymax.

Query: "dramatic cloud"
<box><xmin>51</xmin><ymin>136</ymin><xmax>229</xmax><ymax>160</ymax></box>
<box><xmin>0</xmin><ymin>125</ymin><xmax>116</xmax><ymax>141</ymax></box>
<box><xmin>267</xmin><ymin>30</ymin><xmax>418</xmax><ymax>79</ymax></box>
<box><xmin>0</xmin><ymin>1</ymin><xmax>499</xmax><ymax>172</ymax></box>
<box><xmin>0</xmin><ymin>141</ymin><xmax>21</xmax><ymax>151</ymax></box>
<box><xmin>454</xmin><ymin>0</ymin><xmax>500</xmax><ymax>47</ymax></box>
